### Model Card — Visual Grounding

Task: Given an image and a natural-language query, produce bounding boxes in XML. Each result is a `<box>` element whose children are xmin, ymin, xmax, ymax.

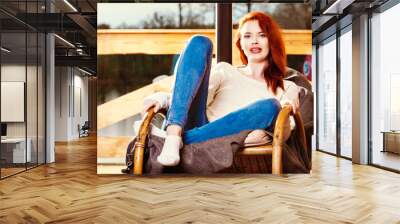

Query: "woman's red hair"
<box><xmin>235</xmin><ymin>11</ymin><xmax>286</xmax><ymax>94</ymax></box>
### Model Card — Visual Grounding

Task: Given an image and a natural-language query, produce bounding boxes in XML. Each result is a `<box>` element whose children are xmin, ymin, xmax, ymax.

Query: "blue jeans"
<box><xmin>166</xmin><ymin>35</ymin><xmax>281</xmax><ymax>144</ymax></box>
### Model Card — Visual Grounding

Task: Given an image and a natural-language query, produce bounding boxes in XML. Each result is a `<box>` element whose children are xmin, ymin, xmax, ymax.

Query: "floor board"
<box><xmin>1</xmin><ymin>136</ymin><xmax>399</xmax><ymax>223</ymax></box>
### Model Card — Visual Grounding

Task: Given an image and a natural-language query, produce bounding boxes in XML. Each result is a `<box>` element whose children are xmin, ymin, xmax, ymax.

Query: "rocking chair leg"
<box><xmin>133</xmin><ymin>142</ymin><xmax>146</xmax><ymax>175</ymax></box>
<box><xmin>272</xmin><ymin>144</ymin><xmax>283</xmax><ymax>175</ymax></box>
<box><xmin>121</xmin><ymin>164</ymin><xmax>132</xmax><ymax>174</ymax></box>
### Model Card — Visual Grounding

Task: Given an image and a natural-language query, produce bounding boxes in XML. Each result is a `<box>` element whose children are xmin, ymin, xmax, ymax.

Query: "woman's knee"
<box><xmin>187</xmin><ymin>35</ymin><xmax>213</xmax><ymax>55</ymax></box>
<box><xmin>251</xmin><ymin>98</ymin><xmax>281</xmax><ymax>116</ymax></box>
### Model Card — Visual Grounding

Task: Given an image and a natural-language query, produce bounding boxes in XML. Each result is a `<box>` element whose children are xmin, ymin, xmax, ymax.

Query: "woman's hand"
<box><xmin>281</xmin><ymin>98</ymin><xmax>300</xmax><ymax>114</ymax></box>
<box><xmin>142</xmin><ymin>99</ymin><xmax>161</xmax><ymax>116</ymax></box>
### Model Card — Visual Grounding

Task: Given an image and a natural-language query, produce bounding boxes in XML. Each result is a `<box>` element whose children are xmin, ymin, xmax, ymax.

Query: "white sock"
<box><xmin>157</xmin><ymin>135</ymin><xmax>183</xmax><ymax>166</ymax></box>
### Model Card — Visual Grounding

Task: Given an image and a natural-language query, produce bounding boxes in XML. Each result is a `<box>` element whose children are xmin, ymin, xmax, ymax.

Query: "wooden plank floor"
<box><xmin>1</xmin><ymin>136</ymin><xmax>400</xmax><ymax>223</ymax></box>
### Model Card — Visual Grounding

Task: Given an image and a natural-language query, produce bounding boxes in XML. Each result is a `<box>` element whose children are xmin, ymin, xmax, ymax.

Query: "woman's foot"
<box><xmin>157</xmin><ymin>135</ymin><xmax>183</xmax><ymax>166</ymax></box>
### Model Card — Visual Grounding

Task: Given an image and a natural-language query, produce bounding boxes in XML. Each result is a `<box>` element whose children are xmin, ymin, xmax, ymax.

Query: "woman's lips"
<box><xmin>249</xmin><ymin>47</ymin><xmax>262</xmax><ymax>54</ymax></box>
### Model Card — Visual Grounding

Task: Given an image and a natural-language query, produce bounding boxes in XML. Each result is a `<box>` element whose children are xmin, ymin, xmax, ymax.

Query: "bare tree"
<box><xmin>272</xmin><ymin>4</ymin><xmax>312</xmax><ymax>29</ymax></box>
<box><xmin>141</xmin><ymin>12</ymin><xmax>177</xmax><ymax>29</ymax></box>
<box><xmin>178</xmin><ymin>3</ymin><xmax>183</xmax><ymax>28</ymax></box>
<box><xmin>233</xmin><ymin>3</ymin><xmax>311</xmax><ymax>30</ymax></box>
<box><xmin>139</xmin><ymin>3</ymin><xmax>215</xmax><ymax>29</ymax></box>
<box><xmin>97</xmin><ymin>23</ymin><xmax>110</xmax><ymax>29</ymax></box>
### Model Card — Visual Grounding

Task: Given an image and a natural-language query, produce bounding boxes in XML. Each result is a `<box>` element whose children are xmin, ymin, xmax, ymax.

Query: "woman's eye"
<box><xmin>259</xmin><ymin>33</ymin><xmax>266</xmax><ymax>38</ymax></box>
<box><xmin>243</xmin><ymin>35</ymin><xmax>251</xmax><ymax>38</ymax></box>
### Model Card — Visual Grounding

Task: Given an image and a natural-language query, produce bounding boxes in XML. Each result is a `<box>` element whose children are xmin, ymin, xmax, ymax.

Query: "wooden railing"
<box><xmin>97</xmin><ymin>76</ymin><xmax>173</xmax><ymax>130</ymax></box>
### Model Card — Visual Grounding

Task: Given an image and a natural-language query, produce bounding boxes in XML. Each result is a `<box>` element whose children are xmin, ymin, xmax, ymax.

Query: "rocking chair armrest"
<box><xmin>133</xmin><ymin>107</ymin><xmax>157</xmax><ymax>175</ymax></box>
<box><xmin>137</xmin><ymin>107</ymin><xmax>157</xmax><ymax>141</ymax></box>
<box><xmin>271</xmin><ymin>105</ymin><xmax>307</xmax><ymax>174</ymax></box>
<box><xmin>273</xmin><ymin>105</ymin><xmax>293</xmax><ymax>145</ymax></box>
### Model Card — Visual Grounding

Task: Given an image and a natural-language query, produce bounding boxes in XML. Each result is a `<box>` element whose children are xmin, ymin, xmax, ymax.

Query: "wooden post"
<box><xmin>216</xmin><ymin>3</ymin><xmax>232</xmax><ymax>64</ymax></box>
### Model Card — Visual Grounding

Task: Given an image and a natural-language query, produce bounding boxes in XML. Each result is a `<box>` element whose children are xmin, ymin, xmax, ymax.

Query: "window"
<box><xmin>0</xmin><ymin>1</ymin><xmax>46</xmax><ymax>179</ymax></box>
<box><xmin>339</xmin><ymin>28</ymin><xmax>352</xmax><ymax>158</ymax></box>
<box><xmin>317</xmin><ymin>36</ymin><xmax>337</xmax><ymax>154</ymax></box>
<box><xmin>370</xmin><ymin>3</ymin><xmax>400</xmax><ymax>171</ymax></box>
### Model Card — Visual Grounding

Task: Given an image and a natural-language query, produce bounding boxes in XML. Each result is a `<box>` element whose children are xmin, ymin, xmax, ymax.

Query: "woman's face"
<box><xmin>239</xmin><ymin>20</ymin><xmax>269</xmax><ymax>63</ymax></box>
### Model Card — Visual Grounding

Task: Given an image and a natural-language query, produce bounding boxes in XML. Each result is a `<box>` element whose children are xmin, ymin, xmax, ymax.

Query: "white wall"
<box><xmin>54</xmin><ymin>67</ymin><xmax>89</xmax><ymax>141</ymax></box>
<box><xmin>55</xmin><ymin>66</ymin><xmax>69</xmax><ymax>141</ymax></box>
<box><xmin>1</xmin><ymin>64</ymin><xmax>26</xmax><ymax>81</ymax></box>
<box><xmin>72</xmin><ymin>72</ymin><xmax>89</xmax><ymax>137</ymax></box>
<box><xmin>1</xmin><ymin>65</ymin><xmax>29</xmax><ymax>138</ymax></box>
<box><xmin>1</xmin><ymin>63</ymin><xmax>46</xmax><ymax>163</ymax></box>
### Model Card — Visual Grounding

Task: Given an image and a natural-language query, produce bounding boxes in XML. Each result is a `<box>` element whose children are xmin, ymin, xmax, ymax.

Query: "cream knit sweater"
<box><xmin>144</xmin><ymin>62</ymin><xmax>300</xmax><ymax>130</ymax></box>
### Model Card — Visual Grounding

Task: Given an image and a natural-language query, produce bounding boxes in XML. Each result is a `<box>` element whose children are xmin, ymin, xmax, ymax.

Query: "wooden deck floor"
<box><xmin>0</xmin><ymin>136</ymin><xmax>399</xmax><ymax>223</ymax></box>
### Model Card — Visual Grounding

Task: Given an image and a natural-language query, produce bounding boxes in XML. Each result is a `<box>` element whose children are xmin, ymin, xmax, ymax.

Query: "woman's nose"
<box><xmin>251</xmin><ymin>36</ymin><xmax>258</xmax><ymax>44</ymax></box>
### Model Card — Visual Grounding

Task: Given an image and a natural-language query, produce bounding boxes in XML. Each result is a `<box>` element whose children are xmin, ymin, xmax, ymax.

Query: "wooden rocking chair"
<box><xmin>127</xmin><ymin>104</ymin><xmax>307</xmax><ymax>175</ymax></box>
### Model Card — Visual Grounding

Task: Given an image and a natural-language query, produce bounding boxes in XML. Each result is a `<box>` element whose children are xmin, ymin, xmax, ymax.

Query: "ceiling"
<box><xmin>0</xmin><ymin>0</ymin><xmax>97</xmax><ymax>74</ymax></box>
<box><xmin>311</xmin><ymin>0</ymin><xmax>390</xmax><ymax>42</ymax></box>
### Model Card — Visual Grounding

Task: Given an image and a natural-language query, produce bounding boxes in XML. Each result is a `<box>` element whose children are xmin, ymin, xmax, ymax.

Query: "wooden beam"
<box><xmin>97</xmin><ymin>29</ymin><xmax>216</xmax><ymax>55</ymax></box>
<box><xmin>97</xmin><ymin>136</ymin><xmax>132</xmax><ymax>159</ymax></box>
<box><xmin>97</xmin><ymin>29</ymin><xmax>312</xmax><ymax>60</ymax></box>
<box><xmin>97</xmin><ymin>76</ymin><xmax>173</xmax><ymax>130</ymax></box>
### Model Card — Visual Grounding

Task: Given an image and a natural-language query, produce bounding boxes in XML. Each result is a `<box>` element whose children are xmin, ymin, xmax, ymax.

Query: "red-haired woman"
<box><xmin>142</xmin><ymin>11</ymin><xmax>300</xmax><ymax>166</ymax></box>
